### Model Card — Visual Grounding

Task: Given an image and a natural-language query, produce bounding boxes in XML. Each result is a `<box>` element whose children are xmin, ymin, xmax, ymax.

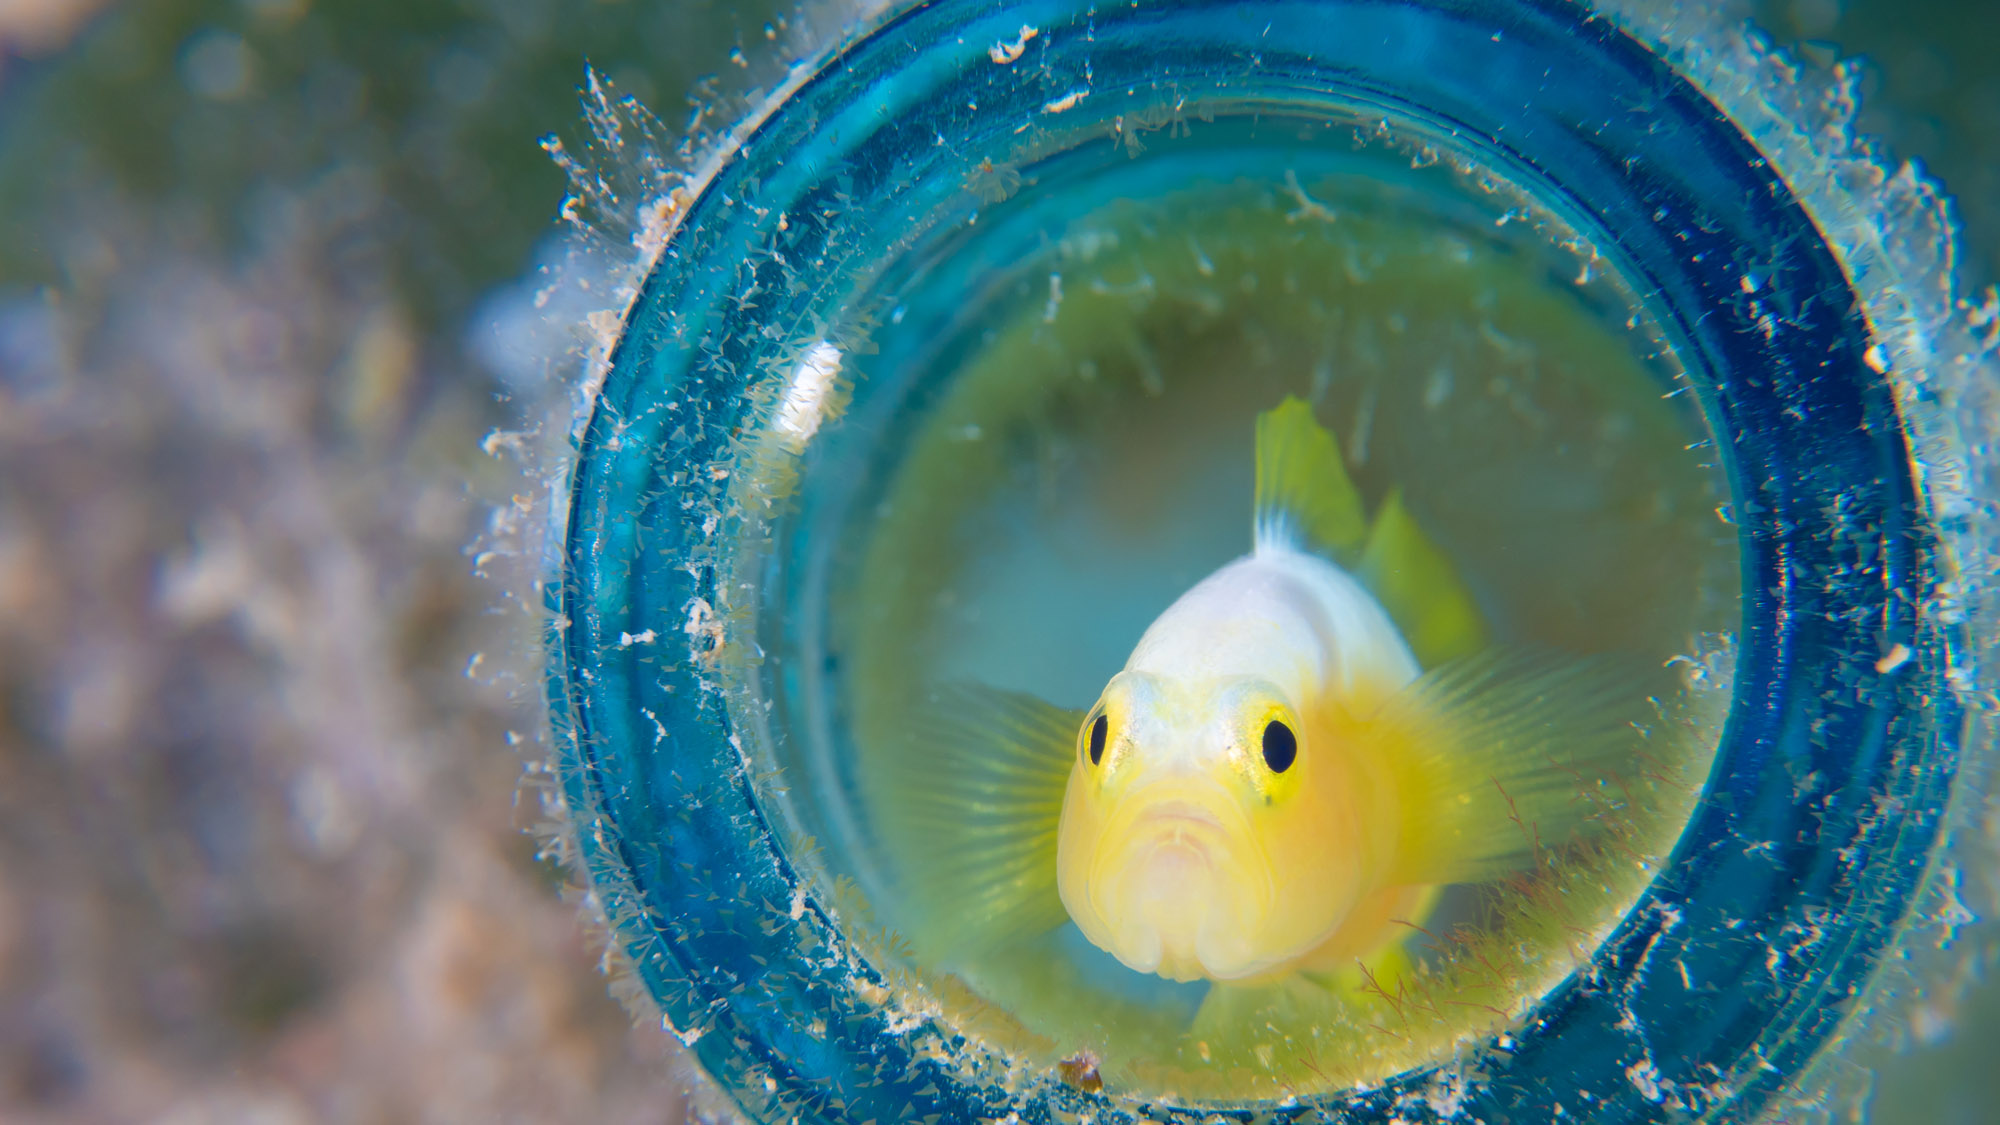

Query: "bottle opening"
<box><xmin>743</xmin><ymin>117</ymin><xmax>1735</xmax><ymax>1098</ymax></box>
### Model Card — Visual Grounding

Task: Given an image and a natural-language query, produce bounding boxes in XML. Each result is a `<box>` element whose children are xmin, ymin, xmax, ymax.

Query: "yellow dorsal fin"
<box><xmin>1357</xmin><ymin>488</ymin><xmax>1490</xmax><ymax>667</ymax></box>
<box><xmin>1253</xmin><ymin>397</ymin><xmax>1367</xmax><ymax>561</ymax></box>
<box><xmin>879</xmin><ymin>683</ymin><xmax>1081</xmax><ymax>961</ymax></box>
<box><xmin>1253</xmin><ymin>399</ymin><xmax>1488</xmax><ymax>664</ymax></box>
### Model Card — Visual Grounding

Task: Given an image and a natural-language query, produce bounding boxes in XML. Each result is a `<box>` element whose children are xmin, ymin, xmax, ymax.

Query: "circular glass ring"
<box><xmin>550</xmin><ymin>0</ymin><xmax>1959</xmax><ymax>1120</ymax></box>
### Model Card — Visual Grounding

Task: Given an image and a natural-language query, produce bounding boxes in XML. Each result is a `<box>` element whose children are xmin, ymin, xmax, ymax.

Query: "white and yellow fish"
<box><xmin>891</xmin><ymin>397</ymin><xmax>1640</xmax><ymax>992</ymax></box>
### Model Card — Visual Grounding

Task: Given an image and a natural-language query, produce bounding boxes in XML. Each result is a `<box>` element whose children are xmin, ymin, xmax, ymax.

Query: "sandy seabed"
<box><xmin>0</xmin><ymin>117</ymin><xmax>707</xmax><ymax>1125</ymax></box>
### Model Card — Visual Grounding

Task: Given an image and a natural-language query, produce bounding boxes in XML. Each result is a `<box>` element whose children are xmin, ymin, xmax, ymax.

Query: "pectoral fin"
<box><xmin>1368</xmin><ymin>649</ymin><xmax>1655</xmax><ymax>885</ymax></box>
<box><xmin>879</xmin><ymin>683</ymin><xmax>1082</xmax><ymax>959</ymax></box>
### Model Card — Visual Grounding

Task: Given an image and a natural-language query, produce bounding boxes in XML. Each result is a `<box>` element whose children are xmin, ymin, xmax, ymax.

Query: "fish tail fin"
<box><xmin>1357</xmin><ymin>488</ymin><xmax>1490</xmax><ymax>667</ymax></box>
<box><xmin>1373</xmin><ymin>649</ymin><xmax>1656</xmax><ymax>885</ymax></box>
<box><xmin>1253</xmin><ymin>396</ymin><xmax>1367</xmax><ymax>561</ymax></box>
<box><xmin>879</xmin><ymin>683</ymin><xmax>1082</xmax><ymax>959</ymax></box>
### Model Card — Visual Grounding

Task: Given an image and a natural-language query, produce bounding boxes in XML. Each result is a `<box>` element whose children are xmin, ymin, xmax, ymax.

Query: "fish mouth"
<box><xmin>1118</xmin><ymin>789</ymin><xmax>1251</xmax><ymax>854</ymax></box>
<box><xmin>1116</xmin><ymin>801</ymin><xmax>1241</xmax><ymax>893</ymax></box>
<box><xmin>1137</xmin><ymin>801</ymin><xmax>1227</xmax><ymax>837</ymax></box>
<box><xmin>1076</xmin><ymin>783</ymin><xmax>1277</xmax><ymax>980</ymax></box>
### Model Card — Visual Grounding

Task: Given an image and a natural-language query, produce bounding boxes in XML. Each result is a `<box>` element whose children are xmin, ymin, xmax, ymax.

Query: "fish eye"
<box><xmin>1261</xmin><ymin>719</ymin><xmax>1297</xmax><ymax>773</ymax></box>
<box><xmin>1087</xmin><ymin>713</ymin><xmax>1108</xmax><ymax>766</ymax></box>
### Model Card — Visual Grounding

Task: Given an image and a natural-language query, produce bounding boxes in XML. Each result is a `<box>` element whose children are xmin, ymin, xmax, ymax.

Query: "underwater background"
<box><xmin>0</xmin><ymin>0</ymin><xmax>1994</xmax><ymax>1122</ymax></box>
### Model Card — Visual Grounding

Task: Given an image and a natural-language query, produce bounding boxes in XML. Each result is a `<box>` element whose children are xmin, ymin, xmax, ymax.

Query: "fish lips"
<box><xmin>1083</xmin><ymin>786</ymin><xmax>1280</xmax><ymax>981</ymax></box>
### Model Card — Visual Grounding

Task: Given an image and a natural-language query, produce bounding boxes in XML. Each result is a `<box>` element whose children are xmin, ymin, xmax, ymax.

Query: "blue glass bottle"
<box><xmin>545</xmin><ymin>1</ymin><xmax>1996</xmax><ymax>1120</ymax></box>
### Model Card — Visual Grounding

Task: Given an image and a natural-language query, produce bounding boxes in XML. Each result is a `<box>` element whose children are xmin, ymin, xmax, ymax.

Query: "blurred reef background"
<box><xmin>0</xmin><ymin>0</ymin><xmax>1994</xmax><ymax>1122</ymax></box>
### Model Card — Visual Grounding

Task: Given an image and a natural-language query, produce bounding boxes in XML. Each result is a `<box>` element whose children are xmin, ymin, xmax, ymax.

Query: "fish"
<box><xmin>887</xmin><ymin>397</ymin><xmax>1644</xmax><ymax>992</ymax></box>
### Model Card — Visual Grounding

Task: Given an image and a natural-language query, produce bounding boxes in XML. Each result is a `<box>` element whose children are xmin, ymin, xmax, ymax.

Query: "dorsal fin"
<box><xmin>878</xmin><ymin>683</ymin><xmax>1082</xmax><ymax>961</ymax></box>
<box><xmin>1253</xmin><ymin>397</ymin><xmax>1366</xmax><ymax>560</ymax></box>
<box><xmin>1357</xmin><ymin>488</ymin><xmax>1490</xmax><ymax>667</ymax></box>
<box><xmin>1253</xmin><ymin>398</ymin><xmax>1489</xmax><ymax>665</ymax></box>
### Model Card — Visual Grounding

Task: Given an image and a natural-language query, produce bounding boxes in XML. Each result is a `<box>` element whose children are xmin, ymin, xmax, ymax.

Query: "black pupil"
<box><xmin>1088</xmin><ymin>714</ymin><xmax>1107</xmax><ymax>765</ymax></box>
<box><xmin>1262</xmin><ymin>720</ymin><xmax>1297</xmax><ymax>773</ymax></box>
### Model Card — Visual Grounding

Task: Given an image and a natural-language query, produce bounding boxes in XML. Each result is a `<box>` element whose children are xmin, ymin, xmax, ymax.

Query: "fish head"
<box><xmin>1055</xmin><ymin>671</ymin><xmax>1367</xmax><ymax>981</ymax></box>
